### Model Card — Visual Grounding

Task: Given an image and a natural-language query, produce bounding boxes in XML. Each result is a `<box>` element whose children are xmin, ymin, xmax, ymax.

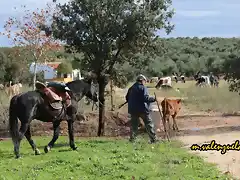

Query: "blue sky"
<box><xmin>0</xmin><ymin>0</ymin><xmax>239</xmax><ymax>47</ymax></box>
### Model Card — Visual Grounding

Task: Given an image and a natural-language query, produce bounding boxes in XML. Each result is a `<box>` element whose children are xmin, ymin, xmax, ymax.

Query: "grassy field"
<box><xmin>0</xmin><ymin>136</ymin><xmax>233</xmax><ymax>180</ymax></box>
<box><xmin>0</xmin><ymin>79</ymin><xmax>239</xmax><ymax>114</ymax></box>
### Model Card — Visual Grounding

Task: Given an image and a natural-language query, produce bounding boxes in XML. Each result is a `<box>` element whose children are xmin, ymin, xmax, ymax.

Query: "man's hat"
<box><xmin>136</xmin><ymin>74</ymin><xmax>147</xmax><ymax>81</ymax></box>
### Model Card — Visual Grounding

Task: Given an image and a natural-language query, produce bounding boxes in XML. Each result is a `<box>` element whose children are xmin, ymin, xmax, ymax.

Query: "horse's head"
<box><xmin>66</xmin><ymin>74</ymin><xmax>98</xmax><ymax>103</ymax></box>
<box><xmin>83</xmin><ymin>72</ymin><xmax>98</xmax><ymax>103</ymax></box>
<box><xmin>85</xmin><ymin>82</ymin><xmax>98</xmax><ymax>103</ymax></box>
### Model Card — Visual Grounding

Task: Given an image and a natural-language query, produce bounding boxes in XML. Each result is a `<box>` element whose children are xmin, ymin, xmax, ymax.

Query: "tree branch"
<box><xmin>106</xmin><ymin>46</ymin><xmax>122</xmax><ymax>74</ymax></box>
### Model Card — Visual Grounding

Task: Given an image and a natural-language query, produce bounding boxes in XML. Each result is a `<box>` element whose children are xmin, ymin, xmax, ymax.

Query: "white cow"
<box><xmin>196</xmin><ymin>75</ymin><xmax>210</xmax><ymax>87</ymax></box>
<box><xmin>155</xmin><ymin>76</ymin><xmax>172</xmax><ymax>89</ymax></box>
<box><xmin>202</xmin><ymin>76</ymin><xmax>210</xmax><ymax>85</ymax></box>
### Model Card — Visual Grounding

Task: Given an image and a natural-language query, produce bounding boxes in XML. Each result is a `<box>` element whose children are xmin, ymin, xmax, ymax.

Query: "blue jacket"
<box><xmin>126</xmin><ymin>82</ymin><xmax>155</xmax><ymax>114</ymax></box>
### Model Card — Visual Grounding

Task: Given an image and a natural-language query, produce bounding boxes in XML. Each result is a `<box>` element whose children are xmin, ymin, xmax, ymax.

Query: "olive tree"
<box><xmin>52</xmin><ymin>0</ymin><xmax>174</xmax><ymax>136</ymax></box>
<box><xmin>223</xmin><ymin>54</ymin><xmax>240</xmax><ymax>94</ymax></box>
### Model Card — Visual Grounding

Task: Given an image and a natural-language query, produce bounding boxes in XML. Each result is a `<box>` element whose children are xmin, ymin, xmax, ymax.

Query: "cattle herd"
<box><xmin>0</xmin><ymin>72</ymin><xmax>219</xmax><ymax>105</ymax></box>
<box><xmin>148</xmin><ymin>71</ymin><xmax>219</xmax><ymax>89</ymax></box>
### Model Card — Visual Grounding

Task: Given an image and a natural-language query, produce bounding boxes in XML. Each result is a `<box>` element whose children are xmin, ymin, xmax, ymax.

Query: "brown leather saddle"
<box><xmin>35</xmin><ymin>81</ymin><xmax>71</xmax><ymax>110</ymax></box>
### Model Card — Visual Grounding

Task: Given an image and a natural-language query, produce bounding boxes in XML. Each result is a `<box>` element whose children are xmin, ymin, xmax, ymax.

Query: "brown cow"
<box><xmin>160</xmin><ymin>98</ymin><xmax>182</xmax><ymax>131</ymax></box>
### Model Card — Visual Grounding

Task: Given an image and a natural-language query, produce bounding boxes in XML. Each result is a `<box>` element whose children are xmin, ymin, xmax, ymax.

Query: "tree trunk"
<box><xmin>110</xmin><ymin>79</ymin><xmax>114</xmax><ymax>111</ymax></box>
<box><xmin>32</xmin><ymin>61</ymin><xmax>37</xmax><ymax>90</ymax></box>
<box><xmin>97</xmin><ymin>76</ymin><xmax>107</xmax><ymax>136</ymax></box>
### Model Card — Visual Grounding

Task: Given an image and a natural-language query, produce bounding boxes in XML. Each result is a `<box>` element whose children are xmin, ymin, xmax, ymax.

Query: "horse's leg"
<box><xmin>44</xmin><ymin>121</ymin><xmax>61</xmax><ymax>153</ymax></box>
<box><xmin>25</xmin><ymin>126</ymin><xmax>40</xmax><ymax>155</ymax></box>
<box><xmin>68</xmin><ymin>118</ymin><xmax>77</xmax><ymax>150</ymax></box>
<box><xmin>65</xmin><ymin>105</ymin><xmax>78</xmax><ymax>150</ymax></box>
<box><xmin>13</xmin><ymin>123</ymin><xmax>29</xmax><ymax>158</ymax></box>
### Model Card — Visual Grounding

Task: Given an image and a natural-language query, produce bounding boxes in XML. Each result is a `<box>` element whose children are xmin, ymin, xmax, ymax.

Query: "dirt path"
<box><xmin>173</xmin><ymin>105</ymin><xmax>240</xmax><ymax>179</ymax></box>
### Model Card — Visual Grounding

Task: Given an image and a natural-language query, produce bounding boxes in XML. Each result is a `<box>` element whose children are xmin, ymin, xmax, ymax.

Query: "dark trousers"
<box><xmin>129</xmin><ymin>113</ymin><xmax>157</xmax><ymax>142</ymax></box>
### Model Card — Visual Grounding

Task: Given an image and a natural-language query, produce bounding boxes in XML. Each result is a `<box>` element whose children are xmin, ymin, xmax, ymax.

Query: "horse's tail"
<box><xmin>9</xmin><ymin>95</ymin><xmax>19</xmax><ymax>141</ymax></box>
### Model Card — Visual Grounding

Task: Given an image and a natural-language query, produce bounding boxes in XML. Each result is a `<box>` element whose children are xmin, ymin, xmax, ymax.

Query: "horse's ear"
<box><xmin>84</xmin><ymin>72</ymin><xmax>97</xmax><ymax>84</ymax></box>
<box><xmin>87</xmin><ymin>71</ymin><xmax>97</xmax><ymax>78</ymax></box>
<box><xmin>177</xmin><ymin>99</ymin><xmax>182</xmax><ymax>103</ymax></box>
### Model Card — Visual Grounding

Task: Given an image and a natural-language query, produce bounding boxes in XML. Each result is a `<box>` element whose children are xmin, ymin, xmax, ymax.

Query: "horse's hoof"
<box><xmin>71</xmin><ymin>146</ymin><xmax>78</xmax><ymax>151</ymax></box>
<box><xmin>35</xmin><ymin>149</ymin><xmax>41</xmax><ymax>155</ymax></box>
<box><xmin>15</xmin><ymin>155</ymin><xmax>21</xmax><ymax>159</ymax></box>
<box><xmin>44</xmin><ymin>146</ymin><xmax>51</xmax><ymax>153</ymax></box>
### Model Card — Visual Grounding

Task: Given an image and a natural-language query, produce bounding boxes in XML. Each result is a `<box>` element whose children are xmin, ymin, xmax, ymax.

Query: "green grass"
<box><xmin>0</xmin><ymin>137</ymin><xmax>233</xmax><ymax>180</ymax></box>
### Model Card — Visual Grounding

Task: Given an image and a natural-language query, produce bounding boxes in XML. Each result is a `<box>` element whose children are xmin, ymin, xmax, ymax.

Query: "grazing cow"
<box><xmin>155</xmin><ymin>76</ymin><xmax>172</xmax><ymax>89</ymax></box>
<box><xmin>201</xmin><ymin>76</ymin><xmax>210</xmax><ymax>86</ymax></box>
<box><xmin>194</xmin><ymin>72</ymin><xmax>210</xmax><ymax>87</ymax></box>
<box><xmin>172</xmin><ymin>73</ymin><xmax>186</xmax><ymax>83</ymax></box>
<box><xmin>196</xmin><ymin>76</ymin><xmax>210</xmax><ymax>87</ymax></box>
<box><xmin>160</xmin><ymin>98</ymin><xmax>182</xmax><ymax>131</ymax></box>
<box><xmin>172</xmin><ymin>74</ymin><xmax>178</xmax><ymax>83</ymax></box>
<box><xmin>180</xmin><ymin>75</ymin><xmax>186</xmax><ymax>83</ymax></box>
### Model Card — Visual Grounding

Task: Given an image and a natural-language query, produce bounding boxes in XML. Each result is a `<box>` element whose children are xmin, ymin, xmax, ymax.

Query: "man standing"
<box><xmin>126</xmin><ymin>74</ymin><xmax>158</xmax><ymax>144</ymax></box>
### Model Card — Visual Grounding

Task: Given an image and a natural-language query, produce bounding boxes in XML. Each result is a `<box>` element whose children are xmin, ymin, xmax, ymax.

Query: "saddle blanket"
<box><xmin>43</xmin><ymin>87</ymin><xmax>71</xmax><ymax>107</ymax></box>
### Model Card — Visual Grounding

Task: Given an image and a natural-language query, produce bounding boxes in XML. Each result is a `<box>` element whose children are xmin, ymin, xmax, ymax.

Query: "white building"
<box><xmin>29</xmin><ymin>62</ymin><xmax>83</xmax><ymax>82</ymax></box>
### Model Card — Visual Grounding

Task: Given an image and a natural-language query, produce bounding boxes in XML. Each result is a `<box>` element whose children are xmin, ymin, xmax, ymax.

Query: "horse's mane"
<box><xmin>66</xmin><ymin>79</ymin><xmax>91</xmax><ymax>86</ymax></box>
<box><xmin>66</xmin><ymin>79</ymin><xmax>92</xmax><ymax>95</ymax></box>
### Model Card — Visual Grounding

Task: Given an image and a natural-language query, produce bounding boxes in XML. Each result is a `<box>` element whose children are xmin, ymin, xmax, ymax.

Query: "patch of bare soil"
<box><xmin>172</xmin><ymin>106</ymin><xmax>240</xmax><ymax>179</ymax></box>
<box><xmin>0</xmin><ymin>110</ymin><xmax>146</xmax><ymax>140</ymax></box>
<box><xmin>29</xmin><ymin>111</ymin><xmax>131</xmax><ymax>137</ymax></box>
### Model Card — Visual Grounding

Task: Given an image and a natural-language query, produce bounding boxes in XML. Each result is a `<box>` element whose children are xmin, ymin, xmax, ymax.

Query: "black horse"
<box><xmin>9</xmin><ymin>79</ymin><xmax>98</xmax><ymax>158</ymax></box>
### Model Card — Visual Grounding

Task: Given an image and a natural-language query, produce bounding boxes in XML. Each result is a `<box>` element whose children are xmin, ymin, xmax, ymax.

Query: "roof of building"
<box><xmin>45</xmin><ymin>62</ymin><xmax>62</xmax><ymax>69</ymax></box>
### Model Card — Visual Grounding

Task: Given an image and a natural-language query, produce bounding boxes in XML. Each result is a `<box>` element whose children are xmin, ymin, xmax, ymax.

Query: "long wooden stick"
<box><xmin>154</xmin><ymin>92</ymin><xmax>170</xmax><ymax>141</ymax></box>
<box><xmin>118</xmin><ymin>101</ymin><xmax>127</xmax><ymax>109</ymax></box>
